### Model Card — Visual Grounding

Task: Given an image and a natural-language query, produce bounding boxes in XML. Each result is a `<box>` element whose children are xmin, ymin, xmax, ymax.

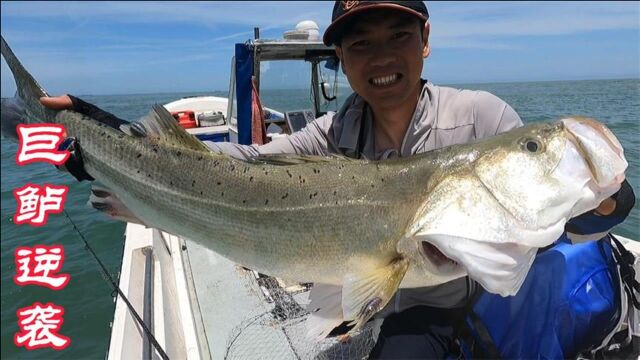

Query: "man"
<box><xmin>38</xmin><ymin>1</ymin><xmax>634</xmax><ymax>358</ymax></box>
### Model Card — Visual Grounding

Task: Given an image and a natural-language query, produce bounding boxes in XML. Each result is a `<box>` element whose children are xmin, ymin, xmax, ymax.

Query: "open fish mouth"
<box><xmin>422</xmin><ymin>242</ymin><xmax>458</xmax><ymax>267</ymax></box>
<box><xmin>419</xmin><ymin>241</ymin><xmax>463</xmax><ymax>278</ymax></box>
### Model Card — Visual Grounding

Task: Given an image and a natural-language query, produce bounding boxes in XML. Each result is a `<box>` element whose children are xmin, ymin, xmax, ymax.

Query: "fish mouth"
<box><xmin>421</xmin><ymin>241</ymin><xmax>459</xmax><ymax>268</ymax></box>
<box><xmin>561</xmin><ymin>117</ymin><xmax>627</xmax><ymax>187</ymax></box>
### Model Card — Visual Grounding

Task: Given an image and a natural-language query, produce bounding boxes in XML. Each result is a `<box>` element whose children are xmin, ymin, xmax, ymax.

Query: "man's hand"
<box><xmin>42</xmin><ymin>94</ymin><xmax>128</xmax><ymax>129</ymax></box>
<box><xmin>565</xmin><ymin>180</ymin><xmax>635</xmax><ymax>243</ymax></box>
<box><xmin>39</xmin><ymin>94</ymin><xmax>131</xmax><ymax>182</ymax></box>
<box><xmin>39</xmin><ymin>95</ymin><xmax>73</xmax><ymax>110</ymax></box>
<box><xmin>40</xmin><ymin>96</ymin><xmax>143</xmax><ymax>223</ymax></box>
<box><xmin>40</xmin><ymin>94</ymin><xmax>100</xmax><ymax>182</ymax></box>
<box><xmin>594</xmin><ymin>197</ymin><xmax>617</xmax><ymax>216</ymax></box>
<box><xmin>56</xmin><ymin>137</ymin><xmax>94</xmax><ymax>181</ymax></box>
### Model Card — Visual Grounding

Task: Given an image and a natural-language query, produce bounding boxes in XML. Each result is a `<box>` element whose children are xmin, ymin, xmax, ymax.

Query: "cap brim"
<box><xmin>323</xmin><ymin>3</ymin><xmax>427</xmax><ymax>46</ymax></box>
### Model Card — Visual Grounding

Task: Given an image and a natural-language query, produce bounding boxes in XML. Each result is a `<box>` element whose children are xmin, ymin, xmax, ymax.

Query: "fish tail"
<box><xmin>1</xmin><ymin>35</ymin><xmax>60</xmax><ymax>138</ymax></box>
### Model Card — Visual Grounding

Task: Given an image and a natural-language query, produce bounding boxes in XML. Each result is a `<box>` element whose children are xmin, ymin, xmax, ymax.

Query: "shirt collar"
<box><xmin>330</xmin><ymin>80</ymin><xmax>431</xmax><ymax>160</ymax></box>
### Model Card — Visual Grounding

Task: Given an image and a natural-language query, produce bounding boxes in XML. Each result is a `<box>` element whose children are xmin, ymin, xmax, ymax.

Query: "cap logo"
<box><xmin>342</xmin><ymin>1</ymin><xmax>359</xmax><ymax>11</ymax></box>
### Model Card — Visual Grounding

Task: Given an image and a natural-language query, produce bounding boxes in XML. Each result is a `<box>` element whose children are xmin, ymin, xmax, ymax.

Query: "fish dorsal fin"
<box><xmin>248</xmin><ymin>153</ymin><xmax>356</xmax><ymax>166</ymax></box>
<box><xmin>120</xmin><ymin>104</ymin><xmax>209</xmax><ymax>152</ymax></box>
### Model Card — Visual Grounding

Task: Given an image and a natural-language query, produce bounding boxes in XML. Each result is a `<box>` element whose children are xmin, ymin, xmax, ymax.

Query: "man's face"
<box><xmin>335</xmin><ymin>10</ymin><xmax>430</xmax><ymax>110</ymax></box>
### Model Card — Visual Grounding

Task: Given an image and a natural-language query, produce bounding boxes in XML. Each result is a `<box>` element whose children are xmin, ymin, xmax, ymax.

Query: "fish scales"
<box><xmin>54</xmin><ymin>103</ymin><xmax>531</xmax><ymax>286</ymax></box>
<box><xmin>52</xmin><ymin>110</ymin><xmax>437</xmax><ymax>282</ymax></box>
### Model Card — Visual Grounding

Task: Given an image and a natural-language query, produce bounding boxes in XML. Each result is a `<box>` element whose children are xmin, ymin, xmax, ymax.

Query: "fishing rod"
<box><xmin>63</xmin><ymin>210</ymin><xmax>170</xmax><ymax>360</ymax></box>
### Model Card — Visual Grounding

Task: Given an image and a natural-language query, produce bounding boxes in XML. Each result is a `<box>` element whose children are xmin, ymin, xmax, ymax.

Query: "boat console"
<box><xmin>285</xmin><ymin>109</ymin><xmax>316</xmax><ymax>133</ymax></box>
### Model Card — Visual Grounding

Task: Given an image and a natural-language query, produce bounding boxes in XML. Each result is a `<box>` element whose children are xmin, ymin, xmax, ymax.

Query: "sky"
<box><xmin>1</xmin><ymin>1</ymin><xmax>639</xmax><ymax>96</ymax></box>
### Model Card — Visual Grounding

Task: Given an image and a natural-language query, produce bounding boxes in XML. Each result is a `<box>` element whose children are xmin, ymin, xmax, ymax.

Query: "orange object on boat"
<box><xmin>171</xmin><ymin>110</ymin><xmax>197</xmax><ymax>129</ymax></box>
<box><xmin>251</xmin><ymin>77</ymin><xmax>268</xmax><ymax>145</ymax></box>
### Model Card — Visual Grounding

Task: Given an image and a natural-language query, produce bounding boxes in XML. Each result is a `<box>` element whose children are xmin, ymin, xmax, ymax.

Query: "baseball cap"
<box><xmin>323</xmin><ymin>1</ymin><xmax>429</xmax><ymax>46</ymax></box>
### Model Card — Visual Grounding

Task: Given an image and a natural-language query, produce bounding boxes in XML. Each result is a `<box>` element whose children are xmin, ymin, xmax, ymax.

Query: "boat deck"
<box><xmin>186</xmin><ymin>239</ymin><xmax>379</xmax><ymax>360</ymax></box>
<box><xmin>108</xmin><ymin>223</ymin><xmax>638</xmax><ymax>360</ymax></box>
<box><xmin>187</xmin><ymin>239</ymin><xmax>300</xmax><ymax>359</ymax></box>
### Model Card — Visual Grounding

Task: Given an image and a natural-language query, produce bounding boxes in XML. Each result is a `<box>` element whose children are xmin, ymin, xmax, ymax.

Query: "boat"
<box><xmin>163</xmin><ymin>95</ymin><xmax>285</xmax><ymax>143</ymax></box>
<box><xmin>105</xmin><ymin>22</ymin><xmax>640</xmax><ymax>360</ymax></box>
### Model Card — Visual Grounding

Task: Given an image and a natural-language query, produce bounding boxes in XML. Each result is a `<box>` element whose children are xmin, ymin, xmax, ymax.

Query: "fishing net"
<box><xmin>184</xmin><ymin>239</ymin><xmax>381</xmax><ymax>360</ymax></box>
<box><xmin>222</xmin><ymin>272</ymin><xmax>379</xmax><ymax>360</ymax></box>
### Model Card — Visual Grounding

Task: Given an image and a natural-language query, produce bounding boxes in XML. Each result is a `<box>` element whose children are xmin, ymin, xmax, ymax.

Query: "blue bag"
<box><xmin>459</xmin><ymin>236</ymin><xmax>623</xmax><ymax>359</ymax></box>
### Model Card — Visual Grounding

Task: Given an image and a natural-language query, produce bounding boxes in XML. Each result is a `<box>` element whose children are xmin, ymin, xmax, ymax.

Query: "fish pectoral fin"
<box><xmin>305</xmin><ymin>283</ymin><xmax>344</xmax><ymax>340</ymax></box>
<box><xmin>342</xmin><ymin>257</ymin><xmax>409</xmax><ymax>335</ymax></box>
<box><xmin>127</xmin><ymin>104</ymin><xmax>210</xmax><ymax>152</ymax></box>
<box><xmin>88</xmin><ymin>185</ymin><xmax>147</xmax><ymax>226</ymax></box>
<box><xmin>247</xmin><ymin>153</ymin><xmax>356</xmax><ymax>166</ymax></box>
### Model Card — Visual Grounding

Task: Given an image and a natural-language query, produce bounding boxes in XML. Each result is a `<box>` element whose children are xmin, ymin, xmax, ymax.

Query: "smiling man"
<box><xmin>332</xmin><ymin>7</ymin><xmax>432</xmax><ymax>154</ymax></box>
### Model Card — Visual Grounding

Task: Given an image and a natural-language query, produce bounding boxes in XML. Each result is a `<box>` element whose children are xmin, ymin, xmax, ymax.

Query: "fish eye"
<box><xmin>521</xmin><ymin>138</ymin><xmax>542</xmax><ymax>153</ymax></box>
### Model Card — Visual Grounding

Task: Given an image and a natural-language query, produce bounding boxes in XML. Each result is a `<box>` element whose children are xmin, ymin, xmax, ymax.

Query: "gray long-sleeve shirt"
<box><xmin>206</xmin><ymin>80</ymin><xmax>523</xmax><ymax>311</ymax></box>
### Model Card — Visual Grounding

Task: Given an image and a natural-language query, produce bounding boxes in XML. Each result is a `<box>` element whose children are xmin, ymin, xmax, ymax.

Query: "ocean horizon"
<box><xmin>2</xmin><ymin>76</ymin><xmax>635</xmax><ymax>99</ymax></box>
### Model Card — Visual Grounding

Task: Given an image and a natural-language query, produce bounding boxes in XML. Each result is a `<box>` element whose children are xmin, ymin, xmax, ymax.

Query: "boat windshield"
<box><xmin>258</xmin><ymin>59</ymin><xmax>352</xmax><ymax>116</ymax></box>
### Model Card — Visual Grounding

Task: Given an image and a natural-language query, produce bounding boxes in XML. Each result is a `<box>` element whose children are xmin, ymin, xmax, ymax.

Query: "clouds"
<box><xmin>5</xmin><ymin>2</ymin><xmax>635</xmax><ymax>47</ymax></box>
<box><xmin>428</xmin><ymin>1</ymin><xmax>639</xmax><ymax>49</ymax></box>
<box><xmin>0</xmin><ymin>1</ymin><xmax>331</xmax><ymax>96</ymax></box>
<box><xmin>1</xmin><ymin>1</ymin><xmax>638</xmax><ymax>96</ymax></box>
<box><xmin>1</xmin><ymin>1</ymin><xmax>329</xmax><ymax>30</ymax></box>
<box><xmin>422</xmin><ymin>2</ymin><xmax>639</xmax><ymax>83</ymax></box>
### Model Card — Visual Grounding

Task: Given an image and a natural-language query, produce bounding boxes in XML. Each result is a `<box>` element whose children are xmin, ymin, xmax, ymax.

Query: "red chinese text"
<box><xmin>14</xmin><ymin>302</ymin><xmax>70</xmax><ymax>351</ymax></box>
<box><xmin>13</xmin><ymin>184</ymin><xmax>68</xmax><ymax>226</ymax></box>
<box><xmin>16</xmin><ymin>124</ymin><xmax>69</xmax><ymax>165</ymax></box>
<box><xmin>14</xmin><ymin>245</ymin><xmax>70</xmax><ymax>290</ymax></box>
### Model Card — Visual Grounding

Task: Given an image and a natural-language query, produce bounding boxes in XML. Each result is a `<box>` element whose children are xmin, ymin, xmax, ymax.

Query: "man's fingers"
<box><xmin>594</xmin><ymin>197</ymin><xmax>617</xmax><ymax>216</ymax></box>
<box><xmin>39</xmin><ymin>95</ymin><xmax>73</xmax><ymax>110</ymax></box>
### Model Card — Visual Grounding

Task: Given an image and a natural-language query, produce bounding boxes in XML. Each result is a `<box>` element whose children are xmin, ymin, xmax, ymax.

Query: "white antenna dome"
<box><xmin>284</xmin><ymin>20</ymin><xmax>320</xmax><ymax>41</ymax></box>
<box><xmin>296</xmin><ymin>20</ymin><xmax>319</xmax><ymax>31</ymax></box>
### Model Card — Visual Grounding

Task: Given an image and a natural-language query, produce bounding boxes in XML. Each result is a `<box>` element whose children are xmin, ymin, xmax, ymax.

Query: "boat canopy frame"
<box><xmin>231</xmin><ymin>39</ymin><xmax>337</xmax><ymax>145</ymax></box>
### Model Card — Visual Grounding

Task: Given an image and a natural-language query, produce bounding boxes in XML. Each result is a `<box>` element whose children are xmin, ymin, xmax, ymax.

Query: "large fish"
<box><xmin>0</xmin><ymin>36</ymin><xmax>627</xmax><ymax>337</ymax></box>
